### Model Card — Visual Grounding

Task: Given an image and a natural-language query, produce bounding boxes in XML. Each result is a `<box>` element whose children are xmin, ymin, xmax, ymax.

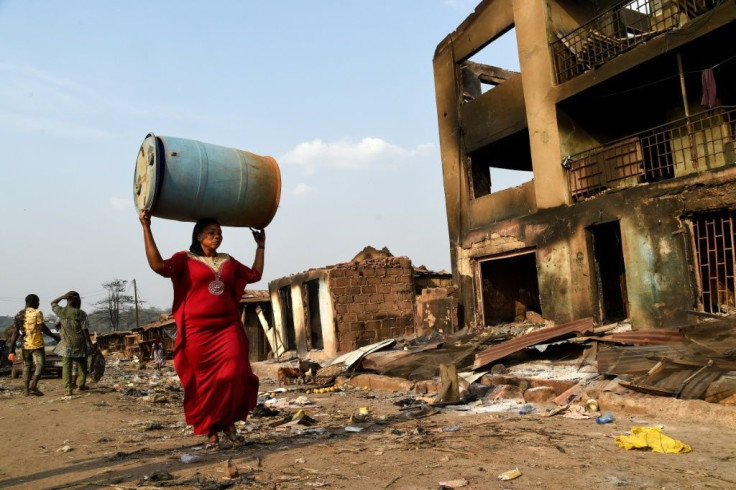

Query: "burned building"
<box><xmin>268</xmin><ymin>248</ymin><xmax>454</xmax><ymax>360</ymax></box>
<box><xmin>433</xmin><ymin>0</ymin><xmax>736</xmax><ymax>329</ymax></box>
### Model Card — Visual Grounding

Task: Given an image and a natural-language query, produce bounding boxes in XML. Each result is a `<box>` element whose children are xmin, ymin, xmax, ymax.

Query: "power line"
<box><xmin>594</xmin><ymin>53</ymin><xmax>736</xmax><ymax>100</ymax></box>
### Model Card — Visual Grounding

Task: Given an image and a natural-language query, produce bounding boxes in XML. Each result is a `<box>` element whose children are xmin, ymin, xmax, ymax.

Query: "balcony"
<box><xmin>566</xmin><ymin>106</ymin><xmax>736</xmax><ymax>201</ymax></box>
<box><xmin>551</xmin><ymin>0</ymin><xmax>718</xmax><ymax>84</ymax></box>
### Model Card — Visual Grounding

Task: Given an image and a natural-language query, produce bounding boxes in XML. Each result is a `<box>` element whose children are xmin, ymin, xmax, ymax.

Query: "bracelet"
<box><xmin>258</xmin><ymin>245</ymin><xmax>265</xmax><ymax>249</ymax></box>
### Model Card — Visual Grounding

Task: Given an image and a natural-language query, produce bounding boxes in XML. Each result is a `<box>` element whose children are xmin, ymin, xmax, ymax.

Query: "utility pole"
<box><xmin>133</xmin><ymin>279</ymin><xmax>140</xmax><ymax>329</ymax></box>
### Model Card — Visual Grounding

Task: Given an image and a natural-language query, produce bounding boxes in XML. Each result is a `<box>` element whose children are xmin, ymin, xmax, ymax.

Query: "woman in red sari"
<box><xmin>139</xmin><ymin>209</ymin><xmax>265</xmax><ymax>449</ymax></box>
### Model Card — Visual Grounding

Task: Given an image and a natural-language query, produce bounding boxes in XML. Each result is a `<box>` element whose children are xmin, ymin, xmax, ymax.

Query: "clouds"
<box><xmin>281</xmin><ymin>137</ymin><xmax>435</xmax><ymax>200</ymax></box>
<box><xmin>280</xmin><ymin>137</ymin><xmax>433</xmax><ymax>174</ymax></box>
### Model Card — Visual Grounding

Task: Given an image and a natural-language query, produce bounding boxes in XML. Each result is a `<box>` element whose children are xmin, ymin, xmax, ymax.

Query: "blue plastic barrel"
<box><xmin>133</xmin><ymin>133</ymin><xmax>281</xmax><ymax>228</ymax></box>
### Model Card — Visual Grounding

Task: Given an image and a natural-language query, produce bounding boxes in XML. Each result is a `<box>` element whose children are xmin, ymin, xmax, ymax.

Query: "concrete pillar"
<box><xmin>514</xmin><ymin>0</ymin><xmax>568</xmax><ymax>209</ymax></box>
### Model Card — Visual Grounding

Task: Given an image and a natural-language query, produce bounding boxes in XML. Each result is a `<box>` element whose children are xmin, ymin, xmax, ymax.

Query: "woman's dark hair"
<box><xmin>189</xmin><ymin>218</ymin><xmax>220</xmax><ymax>256</ymax></box>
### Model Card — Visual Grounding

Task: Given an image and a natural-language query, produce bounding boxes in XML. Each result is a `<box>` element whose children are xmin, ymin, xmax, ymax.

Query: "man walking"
<box><xmin>51</xmin><ymin>291</ymin><xmax>93</xmax><ymax>396</ymax></box>
<box><xmin>8</xmin><ymin>294</ymin><xmax>60</xmax><ymax>396</ymax></box>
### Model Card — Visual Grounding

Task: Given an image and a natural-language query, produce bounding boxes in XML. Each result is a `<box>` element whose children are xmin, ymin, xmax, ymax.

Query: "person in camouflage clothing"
<box><xmin>51</xmin><ymin>291</ymin><xmax>93</xmax><ymax>396</ymax></box>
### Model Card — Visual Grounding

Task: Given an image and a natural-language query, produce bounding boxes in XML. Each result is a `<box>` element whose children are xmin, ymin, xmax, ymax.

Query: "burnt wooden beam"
<box><xmin>462</xmin><ymin>61</ymin><xmax>519</xmax><ymax>85</ymax></box>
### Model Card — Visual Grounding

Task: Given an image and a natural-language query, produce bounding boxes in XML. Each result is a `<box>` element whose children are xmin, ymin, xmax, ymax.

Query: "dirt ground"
<box><xmin>1</xmin><ymin>360</ymin><xmax>735</xmax><ymax>490</ymax></box>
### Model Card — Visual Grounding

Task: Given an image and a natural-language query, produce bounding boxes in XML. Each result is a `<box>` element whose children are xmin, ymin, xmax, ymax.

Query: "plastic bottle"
<box><xmin>518</xmin><ymin>404</ymin><xmax>533</xmax><ymax>415</ymax></box>
<box><xmin>596</xmin><ymin>413</ymin><xmax>615</xmax><ymax>424</ymax></box>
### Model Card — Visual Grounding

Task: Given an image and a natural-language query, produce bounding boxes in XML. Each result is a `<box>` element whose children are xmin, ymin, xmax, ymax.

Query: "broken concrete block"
<box><xmin>487</xmin><ymin>384</ymin><xmax>524</xmax><ymax>401</ymax></box>
<box><xmin>523</xmin><ymin>386</ymin><xmax>557</xmax><ymax>403</ymax></box>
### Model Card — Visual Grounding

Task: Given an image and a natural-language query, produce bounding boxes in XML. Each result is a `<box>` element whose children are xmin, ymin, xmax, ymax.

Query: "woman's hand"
<box><xmin>139</xmin><ymin>209</ymin><xmax>152</xmax><ymax>227</ymax></box>
<box><xmin>252</xmin><ymin>228</ymin><xmax>266</xmax><ymax>249</ymax></box>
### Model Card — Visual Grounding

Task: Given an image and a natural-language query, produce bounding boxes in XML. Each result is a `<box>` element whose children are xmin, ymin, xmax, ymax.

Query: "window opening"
<box><xmin>468</xmin><ymin>129</ymin><xmax>533</xmax><ymax>198</ymax></box>
<box><xmin>479</xmin><ymin>250</ymin><xmax>541</xmax><ymax>325</ymax></box>
<box><xmin>461</xmin><ymin>26</ymin><xmax>519</xmax><ymax>99</ymax></box>
<box><xmin>692</xmin><ymin>210</ymin><xmax>736</xmax><ymax>314</ymax></box>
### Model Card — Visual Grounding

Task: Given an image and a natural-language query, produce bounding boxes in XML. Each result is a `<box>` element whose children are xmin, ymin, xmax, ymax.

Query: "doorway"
<box><xmin>278</xmin><ymin>285</ymin><xmax>297</xmax><ymax>350</ymax></box>
<box><xmin>479</xmin><ymin>250</ymin><xmax>541</xmax><ymax>325</ymax></box>
<box><xmin>304</xmin><ymin>279</ymin><xmax>324</xmax><ymax>350</ymax></box>
<box><xmin>589</xmin><ymin>221</ymin><xmax>629</xmax><ymax>322</ymax></box>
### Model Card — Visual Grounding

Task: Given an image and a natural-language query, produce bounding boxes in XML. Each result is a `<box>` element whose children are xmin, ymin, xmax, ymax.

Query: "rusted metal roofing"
<box><xmin>240</xmin><ymin>289</ymin><xmax>270</xmax><ymax>303</ymax></box>
<box><xmin>596</xmin><ymin>329</ymin><xmax>684</xmax><ymax>345</ymax></box>
<box><xmin>618</xmin><ymin>359</ymin><xmax>725</xmax><ymax>400</ymax></box>
<box><xmin>473</xmin><ymin>317</ymin><xmax>594</xmax><ymax>370</ymax></box>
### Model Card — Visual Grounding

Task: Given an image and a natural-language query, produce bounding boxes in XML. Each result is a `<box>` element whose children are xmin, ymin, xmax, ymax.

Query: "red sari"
<box><xmin>160</xmin><ymin>251</ymin><xmax>261</xmax><ymax>435</ymax></box>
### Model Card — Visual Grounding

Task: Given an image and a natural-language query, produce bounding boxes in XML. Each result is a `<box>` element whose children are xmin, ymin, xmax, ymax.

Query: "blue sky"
<box><xmin>0</xmin><ymin>0</ymin><xmax>519</xmax><ymax>317</ymax></box>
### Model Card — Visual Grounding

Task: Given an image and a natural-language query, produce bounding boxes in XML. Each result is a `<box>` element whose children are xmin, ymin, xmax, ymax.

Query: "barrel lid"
<box><xmin>133</xmin><ymin>133</ymin><xmax>160</xmax><ymax>212</ymax></box>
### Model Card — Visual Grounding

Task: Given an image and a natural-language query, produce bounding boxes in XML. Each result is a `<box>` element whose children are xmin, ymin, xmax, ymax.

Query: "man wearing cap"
<box><xmin>51</xmin><ymin>291</ymin><xmax>93</xmax><ymax>396</ymax></box>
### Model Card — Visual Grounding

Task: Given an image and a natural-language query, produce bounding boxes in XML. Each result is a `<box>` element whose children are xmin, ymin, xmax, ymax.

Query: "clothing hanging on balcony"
<box><xmin>701</xmin><ymin>68</ymin><xmax>717</xmax><ymax>109</ymax></box>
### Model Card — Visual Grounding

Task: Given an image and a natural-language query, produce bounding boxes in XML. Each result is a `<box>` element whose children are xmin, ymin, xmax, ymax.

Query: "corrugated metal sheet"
<box><xmin>597</xmin><ymin>329</ymin><xmax>684</xmax><ymax>345</ymax></box>
<box><xmin>619</xmin><ymin>359</ymin><xmax>723</xmax><ymax>400</ymax></box>
<box><xmin>473</xmin><ymin>317</ymin><xmax>594</xmax><ymax>370</ymax></box>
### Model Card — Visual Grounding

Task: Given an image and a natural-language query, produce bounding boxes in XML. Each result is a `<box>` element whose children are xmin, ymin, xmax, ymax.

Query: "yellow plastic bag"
<box><xmin>614</xmin><ymin>426</ymin><xmax>692</xmax><ymax>454</ymax></box>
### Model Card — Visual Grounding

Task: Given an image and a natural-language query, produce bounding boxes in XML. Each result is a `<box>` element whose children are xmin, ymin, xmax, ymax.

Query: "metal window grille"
<box><xmin>550</xmin><ymin>0</ymin><xmax>715</xmax><ymax>84</ymax></box>
<box><xmin>692</xmin><ymin>211</ymin><xmax>736</xmax><ymax>314</ymax></box>
<box><xmin>567</xmin><ymin>106</ymin><xmax>736</xmax><ymax>201</ymax></box>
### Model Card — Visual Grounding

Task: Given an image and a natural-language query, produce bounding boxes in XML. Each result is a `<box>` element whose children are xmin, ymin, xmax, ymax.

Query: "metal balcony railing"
<box><xmin>566</xmin><ymin>106</ymin><xmax>736</xmax><ymax>201</ymax></box>
<box><xmin>551</xmin><ymin>0</ymin><xmax>717</xmax><ymax>84</ymax></box>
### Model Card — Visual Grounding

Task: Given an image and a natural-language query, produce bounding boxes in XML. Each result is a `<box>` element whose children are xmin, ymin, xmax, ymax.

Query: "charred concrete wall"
<box><xmin>415</xmin><ymin>287</ymin><xmax>459</xmax><ymax>335</ymax></box>
<box><xmin>328</xmin><ymin>257</ymin><xmax>416</xmax><ymax>352</ymax></box>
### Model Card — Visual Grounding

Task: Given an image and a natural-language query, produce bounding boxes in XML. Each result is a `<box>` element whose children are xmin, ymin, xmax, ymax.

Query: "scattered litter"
<box><xmin>345</xmin><ymin>425</ymin><xmax>364</xmax><ymax>433</ymax></box>
<box><xmin>541</xmin><ymin>404</ymin><xmax>569</xmax><ymax>417</ymax></box>
<box><xmin>442</xmin><ymin>425</ymin><xmax>461</xmax><ymax>432</ymax></box>
<box><xmin>290</xmin><ymin>410</ymin><xmax>317</xmax><ymax>426</ymax></box>
<box><xmin>140</xmin><ymin>471</ymin><xmax>175</xmax><ymax>484</ymax></box>
<box><xmin>293</xmin><ymin>396</ymin><xmax>312</xmax><ymax>405</ymax></box>
<box><xmin>561</xmin><ymin>405</ymin><xmax>592</xmax><ymax>420</ymax></box>
<box><xmin>596</xmin><ymin>413</ymin><xmax>615</xmax><ymax>424</ymax></box>
<box><xmin>395</xmin><ymin>403</ymin><xmax>439</xmax><ymax>420</ymax></box>
<box><xmin>302</xmin><ymin>428</ymin><xmax>326</xmax><ymax>435</ymax></box>
<box><xmin>57</xmin><ymin>445</ymin><xmax>73</xmax><ymax>453</ymax></box>
<box><xmin>438</xmin><ymin>477</ymin><xmax>469</xmax><ymax>488</ymax></box>
<box><xmin>586</xmin><ymin>398</ymin><xmax>599</xmax><ymax>411</ymax></box>
<box><xmin>498</xmin><ymin>468</ymin><xmax>522</xmax><ymax>481</ymax></box>
<box><xmin>180</xmin><ymin>454</ymin><xmax>202</xmax><ymax>464</ymax></box>
<box><xmin>295</xmin><ymin>457</ymin><xmax>306</xmax><ymax>464</ymax></box>
<box><xmin>614</xmin><ymin>427</ymin><xmax>692</xmax><ymax>453</ymax></box>
<box><xmin>518</xmin><ymin>404</ymin><xmax>534</xmax><ymax>415</ymax></box>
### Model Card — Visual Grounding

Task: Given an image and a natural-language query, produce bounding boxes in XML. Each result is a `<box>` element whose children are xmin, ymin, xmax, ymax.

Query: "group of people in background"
<box><xmin>7</xmin><ymin>291</ymin><xmax>93</xmax><ymax>397</ymax></box>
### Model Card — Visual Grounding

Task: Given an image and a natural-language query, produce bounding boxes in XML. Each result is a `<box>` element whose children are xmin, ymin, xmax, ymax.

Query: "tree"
<box><xmin>95</xmin><ymin>279</ymin><xmax>136</xmax><ymax>332</ymax></box>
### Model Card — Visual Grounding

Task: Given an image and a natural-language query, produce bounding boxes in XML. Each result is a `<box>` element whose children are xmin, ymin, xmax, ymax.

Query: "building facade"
<box><xmin>433</xmin><ymin>0</ymin><xmax>736</xmax><ymax>329</ymax></box>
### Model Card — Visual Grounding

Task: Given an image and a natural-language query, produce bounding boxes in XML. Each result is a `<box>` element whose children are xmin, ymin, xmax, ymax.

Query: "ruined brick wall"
<box><xmin>328</xmin><ymin>257</ymin><xmax>416</xmax><ymax>352</ymax></box>
<box><xmin>414</xmin><ymin>275</ymin><xmax>454</xmax><ymax>293</ymax></box>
